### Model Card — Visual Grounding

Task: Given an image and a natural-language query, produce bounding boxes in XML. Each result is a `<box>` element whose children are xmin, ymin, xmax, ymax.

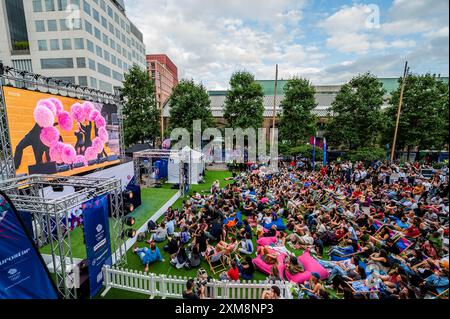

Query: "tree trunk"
<box><xmin>406</xmin><ymin>145</ymin><xmax>411</xmax><ymax>162</ymax></box>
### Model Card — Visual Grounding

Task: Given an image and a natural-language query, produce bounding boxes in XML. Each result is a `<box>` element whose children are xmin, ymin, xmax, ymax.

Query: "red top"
<box><xmin>228</xmin><ymin>267</ymin><xmax>240</xmax><ymax>281</ymax></box>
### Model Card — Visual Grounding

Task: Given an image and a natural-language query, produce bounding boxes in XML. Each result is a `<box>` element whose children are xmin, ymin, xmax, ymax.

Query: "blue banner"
<box><xmin>0</xmin><ymin>191</ymin><xmax>59</xmax><ymax>299</ymax></box>
<box><xmin>83</xmin><ymin>195</ymin><xmax>112</xmax><ymax>298</ymax></box>
<box><xmin>323</xmin><ymin>137</ymin><xmax>327</xmax><ymax>166</ymax></box>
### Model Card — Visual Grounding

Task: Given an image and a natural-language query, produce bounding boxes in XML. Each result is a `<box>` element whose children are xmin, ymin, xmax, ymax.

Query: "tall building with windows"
<box><xmin>146</xmin><ymin>54</ymin><xmax>178</xmax><ymax>109</ymax></box>
<box><xmin>0</xmin><ymin>0</ymin><xmax>146</xmax><ymax>92</ymax></box>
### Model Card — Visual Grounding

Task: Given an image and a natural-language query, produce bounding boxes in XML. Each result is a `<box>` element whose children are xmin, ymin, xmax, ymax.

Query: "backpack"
<box><xmin>147</xmin><ymin>220</ymin><xmax>157</xmax><ymax>231</ymax></box>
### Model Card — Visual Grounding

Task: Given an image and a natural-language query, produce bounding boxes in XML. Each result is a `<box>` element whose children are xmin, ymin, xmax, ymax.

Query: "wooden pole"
<box><xmin>390</xmin><ymin>61</ymin><xmax>408</xmax><ymax>162</ymax></box>
<box><xmin>271</xmin><ymin>64</ymin><xmax>279</xmax><ymax>145</ymax></box>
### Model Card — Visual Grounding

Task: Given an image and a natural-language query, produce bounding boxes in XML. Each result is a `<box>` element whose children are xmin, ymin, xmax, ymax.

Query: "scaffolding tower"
<box><xmin>0</xmin><ymin>174</ymin><xmax>127</xmax><ymax>299</ymax></box>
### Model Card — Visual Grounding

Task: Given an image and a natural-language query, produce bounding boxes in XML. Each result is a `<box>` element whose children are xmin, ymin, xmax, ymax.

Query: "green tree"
<box><xmin>384</xmin><ymin>74</ymin><xmax>449</xmax><ymax>155</ymax></box>
<box><xmin>122</xmin><ymin>65</ymin><xmax>160</xmax><ymax>146</ymax></box>
<box><xmin>278</xmin><ymin>77</ymin><xmax>317</xmax><ymax>146</ymax></box>
<box><xmin>168</xmin><ymin>79</ymin><xmax>215</xmax><ymax>133</ymax></box>
<box><xmin>325</xmin><ymin>73</ymin><xmax>386</xmax><ymax>150</ymax></box>
<box><xmin>223</xmin><ymin>71</ymin><xmax>264</xmax><ymax>130</ymax></box>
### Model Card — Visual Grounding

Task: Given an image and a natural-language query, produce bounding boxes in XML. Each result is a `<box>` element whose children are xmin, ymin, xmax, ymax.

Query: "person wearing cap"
<box><xmin>301</xmin><ymin>272</ymin><xmax>324</xmax><ymax>299</ymax></box>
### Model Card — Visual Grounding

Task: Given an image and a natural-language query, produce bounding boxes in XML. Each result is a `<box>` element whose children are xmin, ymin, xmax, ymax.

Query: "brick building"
<box><xmin>146</xmin><ymin>54</ymin><xmax>178</xmax><ymax>109</ymax></box>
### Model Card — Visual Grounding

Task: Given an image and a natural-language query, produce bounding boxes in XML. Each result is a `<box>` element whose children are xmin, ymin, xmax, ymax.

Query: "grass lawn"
<box><xmin>99</xmin><ymin>169</ymin><xmax>338</xmax><ymax>299</ymax></box>
<box><xmin>40</xmin><ymin>187</ymin><xmax>178</xmax><ymax>259</ymax></box>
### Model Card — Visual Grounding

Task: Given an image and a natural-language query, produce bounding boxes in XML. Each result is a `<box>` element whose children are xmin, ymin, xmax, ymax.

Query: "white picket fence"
<box><xmin>101</xmin><ymin>266</ymin><xmax>293</xmax><ymax>299</ymax></box>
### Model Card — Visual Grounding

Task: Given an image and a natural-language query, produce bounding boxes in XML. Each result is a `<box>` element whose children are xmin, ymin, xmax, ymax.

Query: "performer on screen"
<box><xmin>80</xmin><ymin>121</ymin><xmax>93</xmax><ymax>149</ymax></box>
<box><xmin>94</xmin><ymin>121</ymin><xmax>108</xmax><ymax>159</ymax></box>
<box><xmin>13</xmin><ymin>123</ymin><xmax>50</xmax><ymax>169</ymax></box>
<box><xmin>74</xmin><ymin>122</ymin><xmax>85</xmax><ymax>155</ymax></box>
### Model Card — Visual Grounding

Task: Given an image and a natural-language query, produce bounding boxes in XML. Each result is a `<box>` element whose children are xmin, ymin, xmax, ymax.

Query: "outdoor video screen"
<box><xmin>2</xmin><ymin>87</ymin><xmax>121</xmax><ymax>176</ymax></box>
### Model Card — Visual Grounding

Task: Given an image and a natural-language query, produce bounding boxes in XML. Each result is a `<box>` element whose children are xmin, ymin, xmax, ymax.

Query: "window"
<box><xmin>114</xmin><ymin>13</ymin><xmax>119</xmax><ymax>24</ymax></box>
<box><xmin>93</xmin><ymin>9</ymin><xmax>99</xmax><ymax>22</ymax></box>
<box><xmin>104</xmin><ymin>51</ymin><xmax>110</xmax><ymax>62</ymax></box>
<box><xmin>86</xmin><ymin>39</ymin><xmax>94</xmax><ymax>52</ymax></box>
<box><xmin>99</xmin><ymin>80</ymin><xmax>112</xmax><ymax>92</ymax></box>
<box><xmin>117</xmin><ymin>58</ymin><xmax>123</xmax><ymax>69</ymax></box>
<box><xmin>96</xmin><ymin>45</ymin><xmax>103</xmax><ymax>58</ymax></box>
<box><xmin>90</xmin><ymin>77</ymin><xmax>97</xmax><ymax>88</ymax></box>
<box><xmin>109</xmin><ymin>22</ymin><xmax>114</xmax><ymax>34</ymax></box>
<box><xmin>41</xmin><ymin>58</ymin><xmax>73</xmax><ymax>69</ymax></box>
<box><xmin>33</xmin><ymin>0</ymin><xmax>43</xmax><ymax>12</ymax></box>
<box><xmin>111</xmin><ymin>55</ymin><xmax>116</xmax><ymax>65</ymax></box>
<box><xmin>35</xmin><ymin>20</ymin><xmax>45</xmax><ymax>32</ymax></box>
<box><xmin>45</xmin><ymin>0</ymin><xmax>55</xmax><ymax>11</ymax></box>
<box><xmin>72</xmin><ymin>18</ymin><xmax>82</xmax><ymax>30</ymax></box>
<box><xmin>83</xmin><ymin>0</ymin><xmax>90</xmax><ymax>14</ymax></box>
<box><xmin>100</xmin><ymin>0</ymin><xmax>106</xmax><ymax>11</ymax></box>
<box><xmin>102</xmin><ymin>33</ymin><xmax>108</xmax><ymax>45</ymax></box>
<box><xmin>101</xmin><ymin>16</ymin><xmax>107</xmax><ymax>29</ymax></box>
<box><xmin>78</xmin><ymin>76</ymin><xmax>88</xmax><ymax>86</ymax></box>
<box><xmin>107</xmin><ymin>6</ymin><xmax>113</xmax><ymax>18</ymax></box>
<box><xmin>62</xmin><ymin>38</ymin><xmax>72</xmax><ymax>50</ymax></box>
<box><xmin>97</xmin><ymin>63</ymin><xmax>111</xmax><ymax>77</ymax></box>
<box><xmin>76</xmin><ymin>57</ymin><xmax>86</xmax><ymax>68</ymax></box>
<box><xmin>88</xmin><ymin>59</ymin><xmax>96</xmax><ymax>70</ymax></box>
<box><xmin>70</xmin><ymin>0</ymin><xmax>80</xmax><ymax>7</ymax></box>
<box><xmin>60</xmin><ymin>19</ymin><xmax>69</xmax><ymax>31</ymax></box>
<box><xmin>112</xmin><ymin>70</ymin><xmax>123</xmax><ymax>82</ymax></box>
<box><xmin>47</xmin><ymin>20</ymin><xmax>58</xmax><ymax>31</ymax></box>
<box><xmin>57</xmin><ymin>0</ymin><xmax>68</xmax><ymax>11</ymax></box>
<box><xmin>38</xmin><ymin>40</ymin><xmax>48</xmax><ymax>51</ymax></box>
<box><xmin>85</xmin><ymin>20</ymin><xmax>92</xmax><ymax>34</ymax></box>
<box><xmin>110</xmin><ymin>39</ymin><xmax>116</xmax><ymax>50</ymax></box>
<box><xmin>94</xmin><ymin>27</ymin><xmax>101</xmax><ymax>40</ymax></box>
<box><xmin>50</xmin><ymin>39</ymin><xmax>60</xmax><ymax>50</ymax></box>
<box><xmin>74</xmin><ymin>38</ymin><xmax>84</xmax><ymax>49</ymax></box>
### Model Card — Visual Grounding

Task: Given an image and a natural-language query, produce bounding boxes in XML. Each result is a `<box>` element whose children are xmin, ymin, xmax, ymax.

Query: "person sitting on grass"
<box><xmin>238</xmin><ymin>233</ymin><xmax>254</xmax><ymax>255</ymax></box>
<box><xmin>148</xmin><ymin>221</ymin><xmax>167</xmax><ymax>242</ymax></box>
<box><xmin>170</xmin><ymin>246</ymin><xmax>188</xmax><ymax>269</ymax></box>
<box><xmin>238</xmin><ymin>256</ymin><xmax>255</xmax><ymax>280</ymax></box>
<box><xmin>133</xmin><ymin>241</ymin><xmax>164</xmax><ymax>272</ymax></box>
<box><xmin>238</xmin><ymin>219</ymin><xmax>253</xmax><ymax>240</ymax></box>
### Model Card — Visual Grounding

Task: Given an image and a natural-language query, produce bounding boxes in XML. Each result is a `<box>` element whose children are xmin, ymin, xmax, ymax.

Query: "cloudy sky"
<box><xmin>125</xmin><ymin>0</ymin><xmax>449</xmax><ymax>89</ymax></box>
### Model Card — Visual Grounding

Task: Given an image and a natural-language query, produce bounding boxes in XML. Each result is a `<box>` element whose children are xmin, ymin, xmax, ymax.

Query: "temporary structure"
<box><xmin>168</xmin><ymin>146</ymin><xmax>205</xmax><ymax>185</ymax></box>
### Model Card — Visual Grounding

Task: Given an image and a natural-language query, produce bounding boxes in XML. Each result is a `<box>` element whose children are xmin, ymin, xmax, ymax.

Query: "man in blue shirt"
<box><xmin>134</xmin><ymin>242</ymin><xmax>164</xmax><ymax>272</ymax></box>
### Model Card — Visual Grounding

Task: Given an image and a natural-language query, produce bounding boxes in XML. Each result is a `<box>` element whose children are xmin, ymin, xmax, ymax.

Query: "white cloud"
<box><xmin>125</xmin><ymin>0</ymin><xmax>448</xmax><ymax>89</ymax></box>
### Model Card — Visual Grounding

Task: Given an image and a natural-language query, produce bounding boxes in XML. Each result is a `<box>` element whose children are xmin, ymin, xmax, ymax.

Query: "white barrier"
<box><xmin>101</xmin><ymin>266</ymin><xmax>293</xmax><ymax>299</ymax></box>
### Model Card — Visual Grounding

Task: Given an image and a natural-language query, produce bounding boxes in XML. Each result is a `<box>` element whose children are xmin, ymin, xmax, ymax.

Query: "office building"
<box><xmin>0</xmin><ymin>0</ymin><xmax>146</xmax><ymax>93</ymax></box>
<box><xmin>146</xmin><ymin>54</ymin><xmax>178</xmax><ymax>108</ymax></box>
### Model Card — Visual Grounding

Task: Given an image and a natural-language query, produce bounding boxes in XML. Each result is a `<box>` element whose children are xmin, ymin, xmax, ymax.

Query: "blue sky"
<box><xmin>125</xmin><ymin>0</ymin><xmax>449</xmax><ymax>89</ymax></box>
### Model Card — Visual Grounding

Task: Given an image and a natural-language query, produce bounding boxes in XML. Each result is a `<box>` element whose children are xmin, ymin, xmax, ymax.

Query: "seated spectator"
<box><xmin>133</xmin><ymin>242</ymin><xmax>164</xmax><ymax>272</ymax></box>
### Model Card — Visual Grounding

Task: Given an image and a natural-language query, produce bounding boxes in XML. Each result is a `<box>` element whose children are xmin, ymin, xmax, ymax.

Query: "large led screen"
<box><xmin>2</xmin><ymin>87</ymin><xmax>121</xmax><ymax>176</ymax></box>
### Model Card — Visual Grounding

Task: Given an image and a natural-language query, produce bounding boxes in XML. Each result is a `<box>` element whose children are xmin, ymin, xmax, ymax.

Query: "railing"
<box><xmin>102</xmin><ymin>266</ymin><xmax>293</xmax><ymax>299</ymax></box>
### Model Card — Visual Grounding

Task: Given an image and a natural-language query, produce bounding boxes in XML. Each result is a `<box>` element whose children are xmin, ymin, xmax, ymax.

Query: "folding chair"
<box><xmin>205</xmin><ymin>250</ymin><xmax>227</xmax><ymax>274</ymax></box>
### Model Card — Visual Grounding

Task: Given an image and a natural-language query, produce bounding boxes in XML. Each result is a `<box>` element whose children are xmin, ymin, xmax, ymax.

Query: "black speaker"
<box><xmin>28</xmin><ymin>162</ymin><xmax>57</xmax><ymax>174</ymax></box>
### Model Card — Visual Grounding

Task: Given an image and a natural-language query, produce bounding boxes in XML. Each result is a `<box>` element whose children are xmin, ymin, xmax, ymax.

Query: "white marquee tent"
<box><xmin>168</xmin><ymin>147</ymin><xmax>205</xmax><ymax>185</ymax></box>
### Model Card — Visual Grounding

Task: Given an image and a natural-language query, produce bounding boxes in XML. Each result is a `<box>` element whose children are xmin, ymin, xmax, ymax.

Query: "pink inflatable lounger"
<box><xmin>253</xmin><ymin>249</ymin><xmax>286</xmax><ymax>280</ymax></box>
<box><xmin>284</xmin><ymin>250</ymin><xmax>329</xmax><ymax>284</ymax></box>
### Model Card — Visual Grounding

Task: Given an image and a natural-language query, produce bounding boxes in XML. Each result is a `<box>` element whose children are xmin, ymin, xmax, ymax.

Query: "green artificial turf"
<box><xmin>39</xmin><ymin>187</ymin><xmax>178</xmax><ymax>259</ymax></box>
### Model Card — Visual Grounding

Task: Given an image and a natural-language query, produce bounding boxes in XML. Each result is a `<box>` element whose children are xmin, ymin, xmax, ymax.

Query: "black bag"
<box><xmin>147</xmin><ymin>220</ymin><xmax>157</xmax><ymax>231</ymax></box>
<box><xmin>137</xmin><ymin>232</ymin><xmax>146</xmax><ymax>242</ymax></box>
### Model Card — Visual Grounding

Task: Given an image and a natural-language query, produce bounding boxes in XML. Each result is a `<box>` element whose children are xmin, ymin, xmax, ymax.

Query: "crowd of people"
<box><xmin>133</xmin><ymin>159</ymin><xmax>449</xmax><ymax>300</ymax></box>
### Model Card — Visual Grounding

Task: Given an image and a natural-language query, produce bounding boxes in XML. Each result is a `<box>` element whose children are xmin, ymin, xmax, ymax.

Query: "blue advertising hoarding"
<box><xmin>83</xmin><ymin>194</ymin><xmax>112</xmax><ymax>298</ymax></box>
<box><xmin>0</xmin><ymin>191</ymin><xmax>59</xmax><ymax>299</ymax></box>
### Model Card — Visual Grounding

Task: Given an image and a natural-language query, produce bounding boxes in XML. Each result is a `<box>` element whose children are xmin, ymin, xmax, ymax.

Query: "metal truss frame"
<box><xmin>0</xmin><ymin>68</ymin><xmax>126</xmax><ymax>182</ymax></box>
<box><xmin>133</xmin><ymin>149</ymin><xmax>184</xmax><ymax>189</ymax></box>
<box><xmin>0</xmin><ymin>174</ymin><xmax>127</xmax><ymax>299</ymax></box>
